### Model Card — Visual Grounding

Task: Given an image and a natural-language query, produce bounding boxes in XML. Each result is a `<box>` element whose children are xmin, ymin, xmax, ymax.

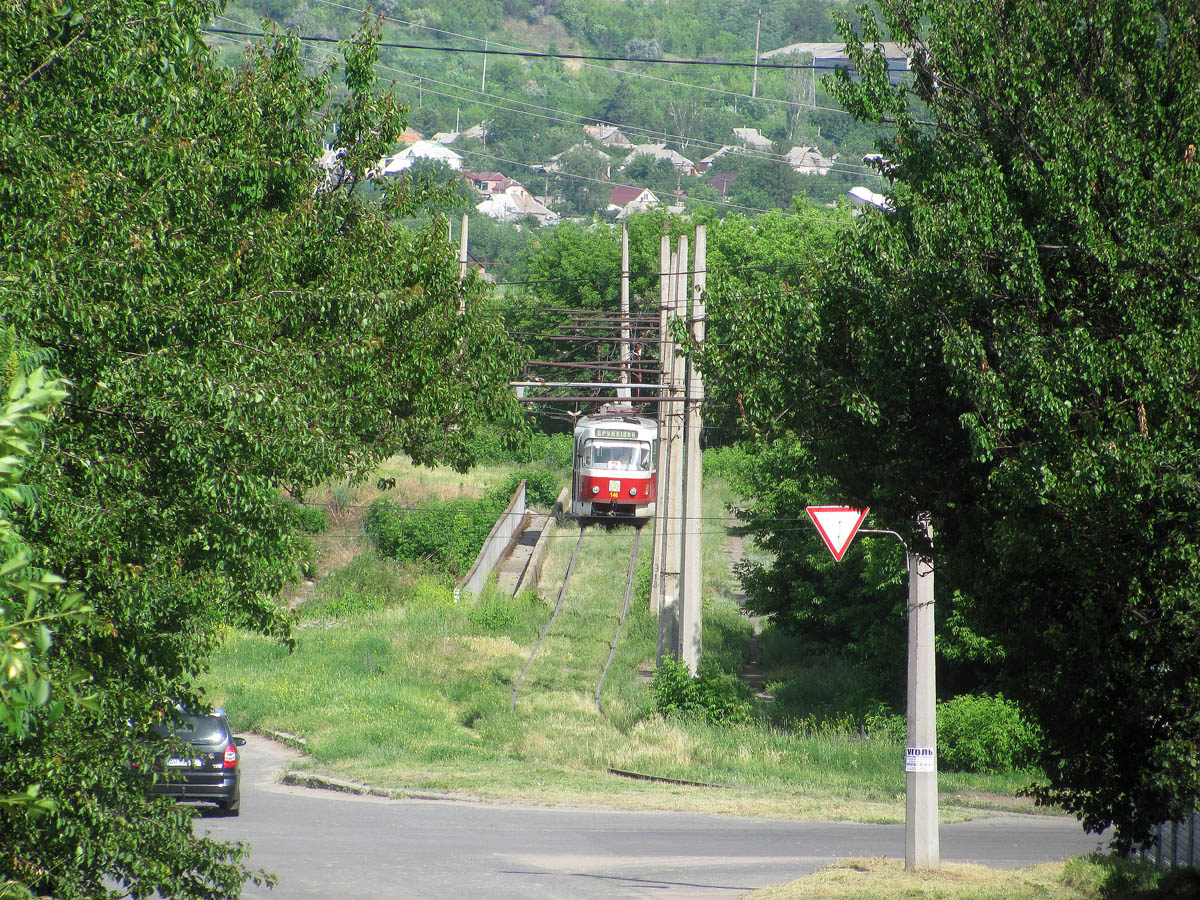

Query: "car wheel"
<box><xmin>217</xmin><ymin>796</ymin><xmax>240</xmax><ymax>817</ymax></box>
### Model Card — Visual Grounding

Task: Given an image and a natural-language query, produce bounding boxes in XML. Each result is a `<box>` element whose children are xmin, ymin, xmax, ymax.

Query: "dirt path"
<box><xmin>723</xmin><ymin>520</ymin><xmax>772</xmax><ymax>701</ymax></box>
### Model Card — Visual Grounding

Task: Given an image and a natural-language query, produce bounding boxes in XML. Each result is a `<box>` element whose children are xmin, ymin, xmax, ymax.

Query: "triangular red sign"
<box><xmin>806</xmin><ymin>506</ymin><xmax>870</xmax><ymax>562</ymax></box>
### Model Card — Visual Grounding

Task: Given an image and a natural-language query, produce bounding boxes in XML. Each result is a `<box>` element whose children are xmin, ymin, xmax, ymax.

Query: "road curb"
<box><xmin>263</xmin><ymin>730</ymin><xmax>487</xmax><ymax>803</ymax></box>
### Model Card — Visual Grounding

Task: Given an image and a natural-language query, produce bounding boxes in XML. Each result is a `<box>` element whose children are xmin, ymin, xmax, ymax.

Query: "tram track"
<box><xmin>509</xmin><ymin>522</ymin><xmax>644</xmax><ymax>714</ymax></box>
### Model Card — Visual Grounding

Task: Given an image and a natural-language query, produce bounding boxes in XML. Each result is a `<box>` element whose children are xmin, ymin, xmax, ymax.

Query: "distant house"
<box><xmin>431</xmin><ymin>131</ymin><xmax>459</xmax><ymax>145</ymax></box>
<box><xmin>464</xmin><ymin>171</ymin><xmax>512</xmax><ymax>195</ymax></box>
<box><xmin>315</xmin><ymin>145</ymin><xmax>351</xmax><ymax>195</ymax></box>
<box><xmin>761</xmin><ymin>41</ymin><xmax>911</xmax><ymax>86</ymax></box>
<box><xmin>583</xmin><ymin>124</ymin><xmax>634</xmax><ymax>148</ymax></box>
<box><xmin>608</xmin><ymin>186</ymin><xmax>659</xmax><ymax>218</ymax></box>
<box><xmin>460</xmin><ymin>123</ymin><xmax>487</xmax><ymax>141</ymax></box>
<box><xmin>695</xmin><ymin>145</ymin><xmax>736</xmax><ymax>174</ymax></box>
<box><xmin>620</xmin><ymin>144</ymin><xmax>696</xmax><ymax>176</ymax></box>
<box><xmin>707</xmin><ymin>171</ymin><xmax>739</xmax><ymax>198</ymax></box>
<box><xmin>396</xmin><ymin>129</ymin><xmax>422</xmax><ymax>144</ymax></box>
<box><xmin>376</xmin><ymin>140</ymin><xmax>464</xmax><ymax>176</ymax></box>
<box><xmin>476</xmin><ymin>181</ymin><xmax>559</xmax><ymax>225</ymax></box>
<box><xmin>732</xmin><ymin>127</ymin><xmax>773</xmax><ymax>151</ymax></box>
<box><xmin>784</xmin><ymin>146</ymin><xmax>835</xmax><ymax>175</ymax></box>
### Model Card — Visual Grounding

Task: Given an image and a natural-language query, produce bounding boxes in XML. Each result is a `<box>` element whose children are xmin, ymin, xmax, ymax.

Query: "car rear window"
<box><xmin>153</xmin><ymin>713</ymin><xmax>229</xmax><ymax>745</ymax></box>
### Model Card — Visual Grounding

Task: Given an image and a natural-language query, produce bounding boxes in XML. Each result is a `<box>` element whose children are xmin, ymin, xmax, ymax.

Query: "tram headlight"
<box><xmin>629</xmin><ymin>487</ymin><xmax>638</xmax><ymax>497</ymax></box>
<box><xmin>591</xmin><ymin>486</ymin><xmax>600</xmax><ymax>495</ymax></box>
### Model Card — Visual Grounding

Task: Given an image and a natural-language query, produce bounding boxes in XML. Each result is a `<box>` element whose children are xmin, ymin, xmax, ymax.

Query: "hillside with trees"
<box><xmin>214</xmin><ymin>0</ymin><xmax>890</xmax><ymax>221</ymax></box>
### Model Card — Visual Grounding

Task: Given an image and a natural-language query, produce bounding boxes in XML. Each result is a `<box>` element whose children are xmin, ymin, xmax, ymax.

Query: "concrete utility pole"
<box><xmin>457</xmin><ymin>213</ymin><xmax>469</xmax><ymax>315</ymax></box>
<box><xmin>650</xmin><ymin>233</ymin><xmax>672</xmax><ymax>615</ymax></box>
<box><xmin>481</xmin><ymin>37</ymin><xmax>488</xmax><ymax>93</ymax></box>
<box><xmin>619</xmin><ymin>224</ymin><xmax>631</xmax><ymax>401</ymax></box>
<box><xmin>657</xmin><ymin>238</ymin><xmax>687</xmax><ymax>664</ymax></box>
<box><xmin>678</xmin><ymin>225</ymin><xmax>705</xmax><ymax>675</ymax></box>
<box><xmin>905</xmin><ymin>515</ymin><xmax>939</xmax><ymax>868</ymax></box>
<box><xmin>751</xmin><ymin>9</ymin><xmax>762</xmax><ymax>99</ymax></box>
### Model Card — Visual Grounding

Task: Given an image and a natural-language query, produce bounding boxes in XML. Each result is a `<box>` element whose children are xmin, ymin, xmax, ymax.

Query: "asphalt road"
<box><xmin>195</xmin><ymin>736</ymin><xmax>1107</xmax><ymax>899</ymax></box>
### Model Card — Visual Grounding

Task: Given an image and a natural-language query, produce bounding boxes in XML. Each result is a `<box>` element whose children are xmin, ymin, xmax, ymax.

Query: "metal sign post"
<box><xmin>807</xmin><ymin>509</ymin><xmax>940</xmax><ymax>870</ymax></box>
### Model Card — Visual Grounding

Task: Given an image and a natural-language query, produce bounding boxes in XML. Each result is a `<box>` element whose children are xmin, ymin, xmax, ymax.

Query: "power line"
<box><xmin>331</xmin><ymin>52</ymin><xmax>879</xmax><ymax>174</ymax></box>
<box><xmin>208</xmin><ymin>20</ymin><xmax>881</xmax><ymax>182</ymax></box>
<box><xmin>202</xmin><ymin>25</ymin><xmax>867</xmax><ymax>71</ymax></box>
<box><xmin>306</xmin><ymin>0</ymin><xmax>854</xmax><ymax>114</ymax></box>
<box><xmin>205</xmin><ymin>31</ymin><xmax>869</xmax><ymax>218</ymax></box>
<box><xmin>210</xmin><ymin>24</ymin><xmax>875</xmax><ymax>177</ymax></box>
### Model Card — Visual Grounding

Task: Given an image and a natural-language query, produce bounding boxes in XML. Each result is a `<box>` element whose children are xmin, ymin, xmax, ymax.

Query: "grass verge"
<box><xmin>743</xmin><ymin>854</ymin><xmax>1199</xmax><ymax>900</ymax></box>
<box><xmin>205</xmin><ymin>458</ymin><xmax>1065</xmax><ymax>821</ymax></box>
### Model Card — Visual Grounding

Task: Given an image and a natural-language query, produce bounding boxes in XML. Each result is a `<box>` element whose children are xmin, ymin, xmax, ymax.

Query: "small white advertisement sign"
<box><xmin>905</xmin><ymin>746</ymin><xmax>936</xmax><ymax>773</ymax></box>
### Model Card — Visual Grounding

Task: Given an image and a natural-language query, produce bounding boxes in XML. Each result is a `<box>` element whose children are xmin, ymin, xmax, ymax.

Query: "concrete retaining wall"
<box><xmin>513</xmin><ymin>487</ymin><xmax>568</xmax><ymax>596</ymax></box>
<box><xmin>458</xmin><ymin>480</ymin><xmax>527</xmax><ymax>600</ymax></box>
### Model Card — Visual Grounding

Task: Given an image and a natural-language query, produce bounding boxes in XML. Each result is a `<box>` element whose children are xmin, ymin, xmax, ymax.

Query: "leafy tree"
<box><xmin>556</xmin><ymin>145</ymin><xmax>613</xmax><ymax>216</ymax></box>
<box><xmin>700</xmin><ymin>0</ymin><xmax>1200</xmax><ymax>846</ymax></box>
<box><xmin>0</xmin><ymin>3</ymin><xmax>524</xmax><ymax>897</ymax></box>
<box><xmin>0</xmin><ymin>358</ymin><xmax>96</xmax><ymax>837</ymax></box>
<box><xmin>620</xmin><ymin>155</ymin><xmax>685</xmax><ymax>197</ymax></box>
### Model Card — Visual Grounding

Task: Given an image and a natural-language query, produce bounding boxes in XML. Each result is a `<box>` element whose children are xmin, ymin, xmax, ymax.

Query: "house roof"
<box><xmin>583</xmin><ymin>124</ymin><xmax>633</xmax><ymax>145</ymax></box>
<box><xmin>377</xmin><ymin>141</ymin><xmax>464</xmax><ymax>175</ymax></box>
<box><xmin>707</xmin><ymin>172</ymin><xmax>739</xmax><ymax>195</ymax></box>
<box><xmin>609</xmin><ymin>185</ymin><xmax>652</xmax><ymax>207</ymax></box>
<box><xmin>476</xmin><ymin>185</ymin><xmax>559</xmax><ymax>222</ymax></box>
<box><xmin>397</xmin><ymin>129</ymin><xmax>422</xmax><ymax>144</ymax></box>
<box><xmin>621</xmin><ymin>144</ymin><xmax>695</xmax><ymax>171</ymax></box>
<box><xmin>732</xmin><ymin>127</ymin><xmax>773</xmax><ymax>150</ymax></box>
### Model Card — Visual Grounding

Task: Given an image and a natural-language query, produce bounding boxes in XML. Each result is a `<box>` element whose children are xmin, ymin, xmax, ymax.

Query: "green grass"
<box><xmin>204</xmin><ymin>460</ymin><xmax>1064</xmax><ymax>820</ymax></box>
<box><xmin>743</xmin><ymin>854</ymin><xmax>1200</xmax><ymax>900</ymax></box>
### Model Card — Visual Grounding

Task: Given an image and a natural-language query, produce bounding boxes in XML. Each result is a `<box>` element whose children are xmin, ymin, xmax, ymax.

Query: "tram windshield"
<box><xmin>584</xmin><ymin>440</ymin><xmax>652</xmax><ymax>471</ymax></box>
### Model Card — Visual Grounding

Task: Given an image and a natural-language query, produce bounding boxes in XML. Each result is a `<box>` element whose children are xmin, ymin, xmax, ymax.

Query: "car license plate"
<box><xmin>167</xmin><ymin>757</ymin><xmax>200</xmax><ymax>768</ymax></box>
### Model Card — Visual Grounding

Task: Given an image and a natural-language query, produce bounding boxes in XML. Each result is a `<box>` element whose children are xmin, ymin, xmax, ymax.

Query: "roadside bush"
<box><xmin>937</xmin><ymin>693</ymin><xmax>1041</xmax><ymax>774</ymax></box>
<box><xmin>652</xmin><ymin>655</ymin><xmax>753</xmax><ymax>726</ymax></box>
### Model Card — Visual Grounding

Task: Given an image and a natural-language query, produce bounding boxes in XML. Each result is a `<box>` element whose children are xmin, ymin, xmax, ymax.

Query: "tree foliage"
<box><xmin>701</xmin><ymin>0</ymin><xmax>1200</xmax><ymax>846</ymax></box>
<box><xmin>0</xmin><ymin>1</ymin><xmax>524</xmax><ymax>896</ymax></box>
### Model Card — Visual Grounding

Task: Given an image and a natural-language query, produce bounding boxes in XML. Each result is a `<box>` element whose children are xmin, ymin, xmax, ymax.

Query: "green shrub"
<box><xmin>366</xmin><ymin>498</ymin><xmax>495</xmax><ymax>577</ymax></box>
<box><xmin>937</xmin><ymin>693</ymin><xmax>1041</xmax><ymax>774</ymax></box>
<box><xmin>652</xmin><ymin>654</ymin><xmax>753</xmax><ymax>726</ymax></box>
<box><xmin>703</xmin><ymin>444</ymin><xmax>756</xmax><ymax>485</ymax></box>
<box><xmin>528</xmin><ymin>431</ymin><xmax>573</xmax><ymax>468</ymax></box>
<box><xmin>320</xmin><ymin>585</ymin><xmax>387</xmax><ymax>618</ymax></box>
<box><xmin>366</xmin><ymin>472</ymin><xmax>563</xmax><ymax>578</ymax></box>
<box><xmin>863</xmin><ymin>702</ymin><xmax>906</xmax><ymax>744</ymax></box>
<box><xmin>468</xmin><ymin>594</ymin><xmax>519</xmax><ymax>632</ymax></box>
<box><xmin>465</xmin><ymin>427</ymin><xmax>572</xmax><ymax>468</ymax></box>
<box><xmin>296</xmin><ymin>504</ymin><xmax>328</xmax><ymax>534</ymax></box>
<box><xmin>491</xmin><ymin>469</ymin><xmax>562</xmax><ymax>509</ymax></box>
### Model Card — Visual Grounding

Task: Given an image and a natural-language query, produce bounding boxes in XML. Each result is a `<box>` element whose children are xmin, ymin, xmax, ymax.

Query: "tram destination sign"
<box><xmin>596</xmin><ymin>428</ymin><xmax>638</xmax><ymax>439</ymax></box>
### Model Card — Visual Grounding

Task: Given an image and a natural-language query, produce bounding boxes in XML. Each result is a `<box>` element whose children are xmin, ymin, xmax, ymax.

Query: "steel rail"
<box><xmin>510</xmin><ymin>527</ymin><xmax>586</xmax><ymax>710</ymax></box>
<box><xmin>595</xmin><ymin>527</ymin><xmax>644</xmax><ymax>716</ymax></box>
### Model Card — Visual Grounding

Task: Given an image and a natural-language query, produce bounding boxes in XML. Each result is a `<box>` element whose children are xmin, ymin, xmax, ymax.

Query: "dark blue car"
<box><xmin>150</xmin><ymin>710</ymin><xmax>245</xmax><ymax>816</ymax></box>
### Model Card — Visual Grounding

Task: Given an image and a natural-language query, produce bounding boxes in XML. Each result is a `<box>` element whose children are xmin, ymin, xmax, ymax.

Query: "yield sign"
<box><xmin>806</xmin><ymin>506</ymin><xmax>870</xmax><ymax>562</ymax></box>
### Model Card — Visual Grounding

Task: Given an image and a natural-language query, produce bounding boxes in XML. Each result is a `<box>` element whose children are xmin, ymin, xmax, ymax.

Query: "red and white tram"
<box><xmin>571</xmin><ymin>408</ymin><xmax>658</xmax><ymax>519</ymax></box>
